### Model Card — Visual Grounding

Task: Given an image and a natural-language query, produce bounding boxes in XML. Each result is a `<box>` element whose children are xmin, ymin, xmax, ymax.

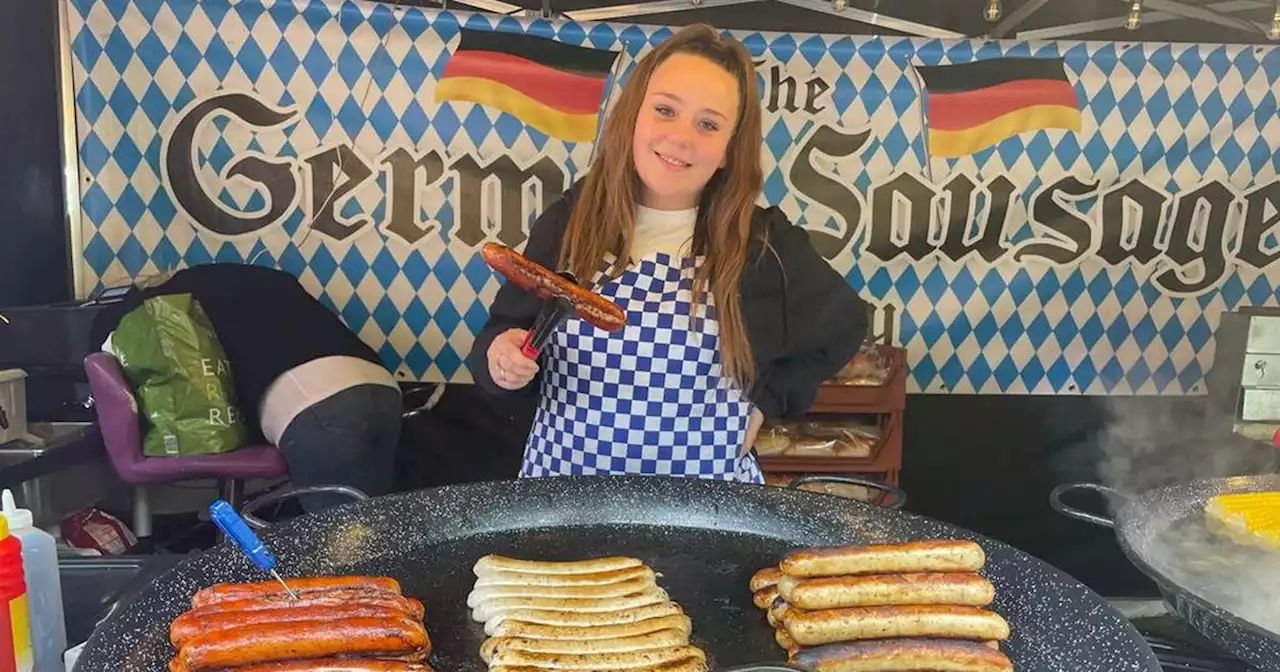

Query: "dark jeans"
<box><xmin>276</xmin><ymin>384</ymin><xmax>402</xmax><ymax>512</ymax></box>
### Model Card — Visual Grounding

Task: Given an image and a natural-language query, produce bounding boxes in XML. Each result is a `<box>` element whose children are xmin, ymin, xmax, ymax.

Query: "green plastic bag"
<box><xmin>107</xmin><ymin>293</ymin><xmax>248</xmax><ymax>457</ymax></box>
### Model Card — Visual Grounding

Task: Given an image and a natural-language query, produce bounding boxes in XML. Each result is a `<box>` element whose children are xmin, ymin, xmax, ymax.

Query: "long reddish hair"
<box><xmin>559</xmin><ymin>24</ymin><xmax>764</xmax><ymax>390</ymax></box>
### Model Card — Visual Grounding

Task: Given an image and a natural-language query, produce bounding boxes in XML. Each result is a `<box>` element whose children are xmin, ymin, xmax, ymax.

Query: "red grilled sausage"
<box><xmin>170</xmin><ymin>602</ymin><xmax>417</xmax><ymax>648</ymax></box>
<box><xmin>191</xmin><ymin>576</ymin><xmax>402</xmax><ymax>608</ymax></box>
<box><xmin>481</xmin><ymin>243</ymin><xmax>626</xmax><ymax>332</ymax></box>
<box><xmin>187</xmin><ymin>590</ymin><xmax>424</xmax><ymax>620</ymax></box>
<box><xmin>207</xmin><ymin>660</ymin><xmax>435</xmax><ymax>671</ymax></box>
<box><xmin>170</xmin><ymin>616</ymin><xmax>429</xmax><ymax>672</ymax></box>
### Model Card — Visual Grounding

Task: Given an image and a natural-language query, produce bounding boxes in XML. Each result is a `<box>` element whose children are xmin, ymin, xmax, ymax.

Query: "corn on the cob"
<box><xmin>1205</xmin><ymin>491</ymin><xmax>1280</xmax><ymax>550</ymax></box>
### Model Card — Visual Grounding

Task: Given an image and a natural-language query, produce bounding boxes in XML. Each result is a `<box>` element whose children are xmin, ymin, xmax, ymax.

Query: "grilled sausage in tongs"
<box><xmin>481</xmin><ymin>243</ymin><xmax>627</xmax><ymax>359</ymax></box>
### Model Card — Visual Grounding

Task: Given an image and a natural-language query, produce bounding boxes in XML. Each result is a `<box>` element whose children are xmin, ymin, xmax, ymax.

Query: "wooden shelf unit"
<box><xmin>758</xmin><ymin>344</ymin><xmax>907</xmax><ymax>497</ymax></box>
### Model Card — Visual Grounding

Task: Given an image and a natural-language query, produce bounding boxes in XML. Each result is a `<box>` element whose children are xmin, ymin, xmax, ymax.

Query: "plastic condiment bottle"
<box><xmin>1</xmin><ymin>492</ymin><xmax>61</xmax><ymax>672</ymax></box>
<box><xmin>0</xmin><ymin>515</ymin><xmax>32</xmax><ymax>672</ymax></box>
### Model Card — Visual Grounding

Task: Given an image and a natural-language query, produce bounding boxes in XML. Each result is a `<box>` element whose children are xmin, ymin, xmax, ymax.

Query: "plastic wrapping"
<box><xmin>763</xmin><ymin>473</ymin><xmax>881</xmax><ymax>502</ymax></box>
<box><xmin>831</xmin><ymin>343</ymin><xmax>892</xmax><ymax>386</ymax></box>
<box><xmin>754</xmin><ymin>419</ymin><xmax>882</xmax><ymax>458</ymax></box>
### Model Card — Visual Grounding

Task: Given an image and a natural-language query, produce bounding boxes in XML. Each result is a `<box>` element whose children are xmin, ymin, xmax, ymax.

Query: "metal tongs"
<box><xmin>519</xmin><ymin>271</ymin><xmax>578</xmax><ymax>360</ymax></box>
<box><xmin>209</xmin><ymin>499</ymin><xmax>299</xmax><ymax>600</ymax></box>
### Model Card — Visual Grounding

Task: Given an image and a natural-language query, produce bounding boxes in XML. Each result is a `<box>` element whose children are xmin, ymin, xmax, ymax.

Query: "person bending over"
<box><xmin>92</xmin><ymin>263</ymin><xmax>402</xmax><ymax>510</ymax></box>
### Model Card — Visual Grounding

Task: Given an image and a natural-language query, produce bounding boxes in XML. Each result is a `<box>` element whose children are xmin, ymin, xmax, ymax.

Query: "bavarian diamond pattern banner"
<box><xmin>65</xmin><ymin>0</ymin><xmax>1280</xmax><ymax>394</ymax></box>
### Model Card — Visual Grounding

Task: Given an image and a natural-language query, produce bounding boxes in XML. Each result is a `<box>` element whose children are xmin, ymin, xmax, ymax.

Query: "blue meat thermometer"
<box><xmin>209</xmin><ymin>499</ymin><xmax>299</xmax><ymax>599</ymax></box>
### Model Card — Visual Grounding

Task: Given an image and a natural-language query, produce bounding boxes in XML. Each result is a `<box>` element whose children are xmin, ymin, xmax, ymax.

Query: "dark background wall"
<box><xmin>0</xmin><ymin>0</ymin><xmax>71</xmax><ymax>308</ymax></box>
<box><xmin>6</xmin><ymin>0</ymin><xmax>1277</xmax><ymax>598</ymax></box>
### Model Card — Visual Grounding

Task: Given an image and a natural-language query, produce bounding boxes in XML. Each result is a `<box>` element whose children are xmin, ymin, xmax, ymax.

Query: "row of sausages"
<box><xmin>166</xmin><ymin>540</ymin><xmax>1013</xmax><ymax>671</ymax></box>
<box><xmin>468</xmin><ymin>555</ymin><xmax>708</xmax><ymax>671</ymax></box>
<box><xmin>753</xmin><ymin>540</ymin><xmax>1015</xmax><ymax>672</ymax></box>
<box><xmin>167</xmin><ymin>576</ymin><xmax>433</xmax><ymax>672</ymax></box>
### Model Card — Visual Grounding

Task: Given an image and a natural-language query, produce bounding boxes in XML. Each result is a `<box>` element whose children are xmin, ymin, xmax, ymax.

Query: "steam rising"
<box><xmin>1154</xmin><ymin>515</ymin><xmax>1280</xmax><ymax>635</ymax></box>
<box><xmin>1095</xmin><ymin>398</ymin><xmax>1273</xmax><ymax>495</ymax></box>
<box><xmin>1092</xmin><ymin>397</ymin><xmax>1280</xmax><ymax>636</ymax></box>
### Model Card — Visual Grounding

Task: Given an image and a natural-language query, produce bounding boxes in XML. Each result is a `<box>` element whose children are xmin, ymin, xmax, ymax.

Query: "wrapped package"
<box><xmin>763</xmin><ymin>473</ymin><xmax>883</xmax><ymax>503</ymax></box>
<box><xmin>755</xmin><ymin>419</ymin><xmax>882</xmax><ymax>458</ymax></box>
<box><xmin>833</xmin><ymin>344</ymin><xmax>892</xmax><ymax>386</ymax></box>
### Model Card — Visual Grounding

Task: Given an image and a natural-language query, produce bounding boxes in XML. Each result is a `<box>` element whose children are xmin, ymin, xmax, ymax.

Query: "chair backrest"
<box><xmin>83</xmin><ymin>352</ymin><xmax>146</xmax><ymax>476</ymax></box>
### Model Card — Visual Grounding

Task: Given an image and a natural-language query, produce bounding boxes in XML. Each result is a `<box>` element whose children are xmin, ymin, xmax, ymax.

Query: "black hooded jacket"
<box><xmin>467</xmin><ymin>181</ymin><xmax>870</xmax><ymax>421</ymax></box>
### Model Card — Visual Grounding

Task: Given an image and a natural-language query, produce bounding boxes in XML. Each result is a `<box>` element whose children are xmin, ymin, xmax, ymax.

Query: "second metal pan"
<box><xmin>1052</xmin><ymin>473</ymin><xmax>1280</xmax><ymax>670</ymax></box>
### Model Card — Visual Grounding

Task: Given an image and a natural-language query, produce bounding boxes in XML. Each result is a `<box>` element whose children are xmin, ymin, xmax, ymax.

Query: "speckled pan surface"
<box><xmin>1111</xmin><ymin>473</ymin><xmax>1280</xmax><ymax>670</ymax></box>
<box><xmin>73</xmin><ymin>476</ymin><xmax>1159</xmax><ymax>672</ymax></box>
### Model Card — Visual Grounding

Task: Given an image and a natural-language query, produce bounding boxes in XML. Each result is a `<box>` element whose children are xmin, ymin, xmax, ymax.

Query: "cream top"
<box><xmin>631</xmin><ymin>205</ymin><xmax>697</xmax><ymax>262</ymax></box>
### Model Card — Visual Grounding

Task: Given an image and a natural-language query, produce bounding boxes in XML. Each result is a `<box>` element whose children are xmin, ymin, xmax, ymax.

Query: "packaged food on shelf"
<box><xmin>798</xmin><ymin>420</ymin><xmax>881</xmax><ymax>458</ymax></box>
<box><xmin>755</xmin><ymin>418</ymin><xmax>882</xmax><ymax>458</ymax></box>
<box><xmin>754</xmin><ymin>424</ymin><xmax>795</xmax><ymax>456</ymax></box>
<box><xmin>763</xmin><ymin>473</ymin><xmax>886</xmax><ymax>503</ymax></box>
<box><xmin>831</xmin><ymin>343</ymin><xmax>892</xmax><ymax>387</ymax></box>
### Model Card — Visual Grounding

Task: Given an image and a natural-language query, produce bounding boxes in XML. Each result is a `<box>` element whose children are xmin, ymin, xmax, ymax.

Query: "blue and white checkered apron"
<box><xmin>521</xmin><ymin>251</ymin><xmax>764</xmax><ymax>483</ymax></box>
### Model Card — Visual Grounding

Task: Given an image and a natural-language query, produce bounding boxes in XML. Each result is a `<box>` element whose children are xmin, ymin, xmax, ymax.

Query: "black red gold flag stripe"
<box><xmin>915</xmin><ymin>57</ymin><xmax>1082</xmax><ymax>158</ymax></box>
<box><xmin>435</xmin><ymin>28</ymin><xmax>621</xmax><ymax>143</ymax></box>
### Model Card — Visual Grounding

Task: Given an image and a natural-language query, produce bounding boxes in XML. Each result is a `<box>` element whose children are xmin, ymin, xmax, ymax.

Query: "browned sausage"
<box><xmin>483</xmin><ymin>601</ymin><xmax>686</xmax><ymax>636</ymax></box>
<box><xmin>489</xmin><ymin>614</ymin><xmax>693</xmax><ymax>640</ymax></box>
<box><xmin>487</xmin><ymin>658</ymin><xmax>707</xmax><ymax>672</ymax></box>
<box><xmin>750</xmin><ymin>567</ymin><xmax>782</xmax><ymax>592</ymax></box>
<box><xmin>775</xmin><ymin>626</ymin><xmax>796</xmax><ymax>651</ymax></box>
<box><xmin>789</xmin><ymin>637</ymin><xmax>1013</xmax><ymax>672</ymax></box>
<box><xmin>473</xmin><ymin>554</ymin><xmax>643</xmax><ymax>577</ymax></box>
<box><xmin>780</xmin><ymin>541</ymin><xmax>985</xmax><ymax>578</ymax></box>
<box><xmin>768</xmin><ymin>598</ymin><xmax>793</xmax><ymax>627</ymax></box>
<box><xmin>472</xmin><ymin>588</ymin><xmax>670</xmax><ymax>623</ymax></box>
<box><xmin>480</xmin><ymin>629</ymin><xmax>691</xmax><ymax>663</ymax></box>
<box><xmin>171</xmin><ymin>616</ymin><xmax>429</xmax><ymax>672</ymax></box>
<box><xmin>170</xmin><ymin>602</ymin><xmax>415</xmax><ymax>648</ymax></box>
<box><xmin>475</xmin><ymin>566</ymin><xmax>656</xmax><ymax>588</ymax></box>
<box><xmin>479</xmin><ymin>244</ymin><xmax>626</xmax><ymax>332</ymax></box>
<box><xmin>783</xmin><ymin>605</ymin><xmax>1010</xmax><ymax>646</ymax></box>
<box><xmin>187</xmin><ymin>591</ymin><xmax>424</xmax><ymax>620</ymax></box>
<box><xmin>217</xmin><ymin>661</ymin><xmax>435</xmax><ymax>671</ymax></box>
<box><xmin>191</xmin><ymin>576</ymin><xmax>401</xmax><ymax>608</ymax></box>
<box><xmin>488</xmin><ymin>644</ymin><xmax>706</xmax><ymax>669</ymax></box>
<box><xmin>753</xmin><ymin>586</ymin><xmax>779</xmax><ymax>610</ymax></box>
<box><xmin>777</xmin><ymin>572</ymin><xmax>995</xmax><ymax>609</ymax></box>
<box><xmin>468</xmin><ymin>576</ymin><xmax>659</xmax><ymax>606</ymax></box>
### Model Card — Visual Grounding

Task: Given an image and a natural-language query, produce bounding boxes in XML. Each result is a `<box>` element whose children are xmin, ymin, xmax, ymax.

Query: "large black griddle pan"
<box><xmin>76</xmin><ymin>476</ymin><xmax>1160</xmax><ymax>671</ymax></box>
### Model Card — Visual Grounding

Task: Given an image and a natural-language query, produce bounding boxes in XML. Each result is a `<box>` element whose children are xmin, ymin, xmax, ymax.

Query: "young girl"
<box><xmin>468</xmin><ymin>24</ymin><xmax>868</xmax><ymax>482</ymax></box>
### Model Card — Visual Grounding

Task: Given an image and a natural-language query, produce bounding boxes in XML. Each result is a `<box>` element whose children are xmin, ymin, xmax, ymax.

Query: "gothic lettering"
<box><xmin>450</xmin><ymin>154</ymin><xmax>566</xmax><ymax>248</ymax></box>
<box><xmin>164</xmin><ymin>93</ymin><xmax>297</xmax><ymax>235</ymax></box>
<box><xmin>939</xmin><ymin>174</ymin><xmax>1014</xmax><ymax>263</ymax></box>
<box><xmin>1237</xmin><ymin>181</ymin><xmax>1280</xmax><ymax>270</ymax></box>
<box><xmin>161</xmin><ymin>93</ymin><xmax>1280</xmax><ymax>303</ymax></box>
<box><xmin>303</xmin><ymin>145</ymin><xmax>374</xmax><ymax>241</ymax></box>
<box><xmin>381</xmin><ymin>148</ymin><xmax>445</xmax><ymax>244</ymax></box>
<box><xmin>1156</xmin><ymin>181</ymin><xmax>1234</xmax><ymax>293</ymax></box>
<box><xmin>1015</xmin><ymin>176</ymin><xmax>1096</xmax><ymax>264</ymax></box>
<box><xmin>786</xmin><ymin>124</ymin><xmax>870</xmax><ymax>260</ymax></box>
<box><xmin>868</xmin><ymin>173</ymin><xmax>937</xmax><ymax>262</ymax></box>
<box><xmin>1098</xmin><ymin>178</ymin><xmax>1168</xmax><ymax>266</ymax></box>
<box><xmin>804</xmin><ymin>77</ymin><xmax>830</xmax><ymax>115</ymax></box>
<box><xmin>751</xmin><ymin>60</ymin><xmax>831</xmax><ymax>115</ymax></box>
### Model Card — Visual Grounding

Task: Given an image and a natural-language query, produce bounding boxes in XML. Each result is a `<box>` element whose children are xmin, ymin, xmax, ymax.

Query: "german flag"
<box><xmin>435</xmin><ymin>28</ymin><xmax>621</xmax><ymax>143</ymax></box>
<box><xmin>916</xmin><ymin>57</ymin><xmax>1081</xmax><ymax>158</ymax></box>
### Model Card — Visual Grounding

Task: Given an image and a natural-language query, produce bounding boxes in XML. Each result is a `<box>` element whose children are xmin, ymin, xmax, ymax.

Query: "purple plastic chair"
<box><xmin>83</xmin><ymin>352</ymin><xmax>288</xmax><ymax>538</ymax></box>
